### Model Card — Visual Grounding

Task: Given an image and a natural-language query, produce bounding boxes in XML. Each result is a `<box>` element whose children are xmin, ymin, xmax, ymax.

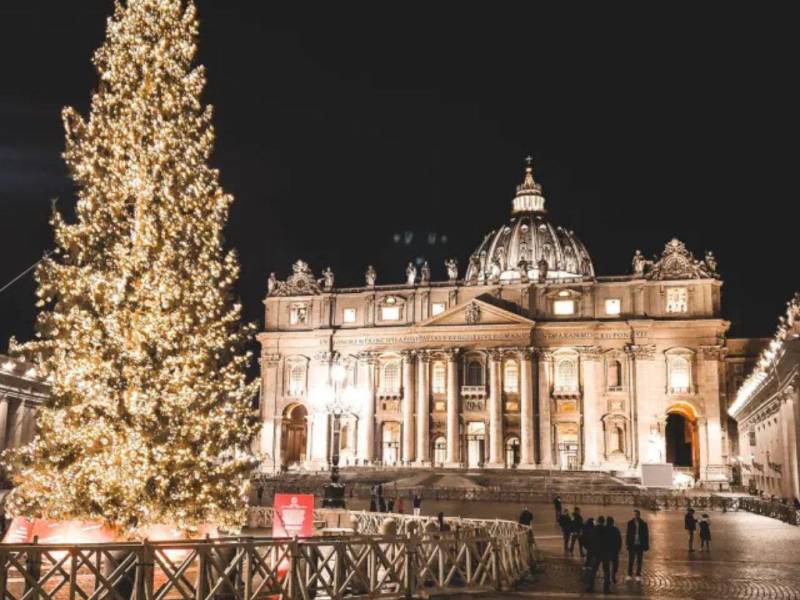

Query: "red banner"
<box><xmin>272</xmin><ymin>494</ymin><xmax>314</xmax><ymax>538</ymax></box>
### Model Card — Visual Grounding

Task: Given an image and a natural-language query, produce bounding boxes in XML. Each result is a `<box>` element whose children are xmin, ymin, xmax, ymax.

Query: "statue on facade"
<box><xmin>488</xmin><ymin>257</ymin><xmax>502</xmax><ymax>283</ymax></box>
<box><xmin>406</xmin><ymin>262</ymin><xmax>417</xmax><ymax>286</ymax></box>
<box><xmin>704</xmin><ymin>251</ymin><xmax>717</xmax><ymax>274</ymax></box>
<box><xmin>445</xmin><ymin>258</ymin><xmax>459</xmax><ymax>282</ymax></box>
<box><xmin>632</xmin><ymin>250</ymin><xmax>647</xmax><ymax>276</ymax></box>
<box><xmin>496</xmin><ymin>245</ymin><xmax>506</xmax><ymax>270</ymax></box>
<box><xmin>420</xmin><ymin>261</ymin><xmax>431</xmax><ymax>285</ymax></box>
<box><xmin>267</xmin><ymin>272</ymin><xmax>279</xmax><ymax>295</ymax></box>
<box><xmin>518</xmin><ymin>258</ymin><xmax>530</xmax><ymax>283</ymax></box>
<box><xmin>320</xmin><ymin>267</ymin><xmax>334</xmax><ymax>291</ymax></box>
<box><xmin>537</xmin><ymin>257</ymin><xmax>549</xmax><ymax>283</ymax></box>
<box><xmin>365</xmin><ymin>265</ymin><xmax>377</xmax><ymax>287</ymax></box>
<box><xmin>465</xmin><ymin>302</ymin><xmax>481</xmax><ymax>325</ymax></box>
<box><xmin>467</xmin><ymin>254</ymin><xmax>480</xmax><ymax>285</ymax></box>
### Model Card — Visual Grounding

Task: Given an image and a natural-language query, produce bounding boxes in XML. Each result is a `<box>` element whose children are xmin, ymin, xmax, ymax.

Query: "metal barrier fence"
<box><xmin>0</xmin><ymin>512</ymin><xmax>536</xmax><ymax>600</ymax></box>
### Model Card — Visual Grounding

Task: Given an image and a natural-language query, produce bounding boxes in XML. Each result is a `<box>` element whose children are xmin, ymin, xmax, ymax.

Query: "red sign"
<box><xmin>272</xmin><ymin>494</ymin><xmax>314</xmax><ymax>538</ymax></box>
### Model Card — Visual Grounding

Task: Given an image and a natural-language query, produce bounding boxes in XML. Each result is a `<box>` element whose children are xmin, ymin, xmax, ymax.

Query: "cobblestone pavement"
<box><xmin>348</xmin><ymin>498</ymin><xmax>800</xmax><ymax>599</ymax></box>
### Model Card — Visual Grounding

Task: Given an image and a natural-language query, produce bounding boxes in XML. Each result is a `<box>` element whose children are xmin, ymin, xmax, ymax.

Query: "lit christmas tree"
<box><xmin>3</xmin><ymin>0</ymin><xmax>259</xmax><ymax>534</ymax></box>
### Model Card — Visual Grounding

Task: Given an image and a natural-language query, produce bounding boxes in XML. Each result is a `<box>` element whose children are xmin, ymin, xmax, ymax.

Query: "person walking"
<box><xmin>397</xmin><ymin>497</ymin><xmax>405</xmax><ymax>514</ymax></box>
<box><xmin>569</xmin><ymin>507</ymin><xmax>585</xmax><ymax>557</ymax></box>
<box><xmin>625</xmin><ymin>509</ymin><xmax>649</xmax><ymax>582</ymax></box>
<box><xmin>684</xmin><ymin>507</ymin><xmax>697</xmax><ymax>551</ymax></box>
<box><xmin>582</xmin><ymin>518</ymin><xmax>596</xmax><ymax>568</ymax></box>
<box><xmin>387</xmin><ymin>498</ymin><xmax>395</xmax><ymax>513</ymax></box>
<box><xmin>585</xmin><ymin>516</ymin><xmax>612</xmax><ymax>594</ymax></box>
<box><xmin>518</xmin><ymin>506</ymin><xmax>533</xmax><ymax>527</ymax></box>
<box><xmin>558</xmin><ymin>510</ymin><xmax>573</xmax><ymax>555</ymax></box>
<box><xmin>607</xmin><ymin>516</ymin><xmax>623</xmax><ymax>584</ymax></box>
<box><xmin>413</xmin><ymin>493</ymin><xmax>422</xmax><ymax>516</ymax></box>
<box><xmin>699</xmin><ymin>514</ymin><xmax>711</xmax><ymax>552</ymax></box>
<box><xmin>553</xmin><ymin>495</ymin><xmax>563</xmax><ymax>521</ymax></box>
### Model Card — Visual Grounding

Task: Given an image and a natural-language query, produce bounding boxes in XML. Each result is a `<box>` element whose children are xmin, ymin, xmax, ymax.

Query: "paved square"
<box><xmin>348</xmin><ymin>498</ymin><xmax>800</xmax><ymax>598</ymax></box>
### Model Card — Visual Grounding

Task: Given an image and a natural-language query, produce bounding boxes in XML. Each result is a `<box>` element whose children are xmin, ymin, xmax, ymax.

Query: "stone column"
<box><xmin>402</xmin><ymin>351</ymin><xmax>416</xmax><ymax>464</ymax></box>
<box><xmin>259</xmin><ymin>354</ymin><xmax>282</xmax><ymax>471</ymax></box>
<box><xmin>537</xmin><ymin>350</ymin><xmax>553</xmax><ymax>467</ymax></box>
<box><xmin>445</xmin><ymin>349</ymin><xmax>461</xmax><ymax>466</ymax></box>
<box><xmin>487</xmin><ymin>351</ymin><xmax>504</xmax><ymax>467</ymax></box>
<box><xmin>580</xmin><ymin>347</ymin><xmax>601</xmax><ymax>469</ymax></box>
<box><xmin>0</xmin><ymin>396</ymin><xmax>8</xmax><ymax>451</ymax></box>
<box><xmin>310</xmin><ymin>411</ymin><xmax>330</xmax><ymax>466</ymax></box>
<box><xmin>627</xmin><ymin>344</ymin><xmax>656</xmax><ymax>468</ymax></box>
<box><xmin>416</xmin><ymin>352</ymin><xmax>430</xmax><ymax>464</ymax></box>
<box><xmin>699</xmin><ymin>346</ymin><xmax>726</xmax><ymax>484</ymax></box>
<box><xmin>519</xmin><ymin>349</ymin><xmax>535</xmax><ymax>467</ymax></box>
<box><xmin>358</xmin><ymin>353</ymin><xmax>377</xmax><ymax>463</ymax></box>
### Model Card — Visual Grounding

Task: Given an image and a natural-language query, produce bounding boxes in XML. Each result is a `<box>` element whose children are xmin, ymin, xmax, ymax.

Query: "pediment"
<box><xmin>419</xmin><ymin>297</ymin><xmax>535</xmax><ymax>327</ymax></box>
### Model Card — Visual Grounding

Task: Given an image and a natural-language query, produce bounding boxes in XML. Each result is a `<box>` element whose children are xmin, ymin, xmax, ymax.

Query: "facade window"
<box><xmin>605</xmin><ymin>298</ymin><xmax>621</xmax><ymax>316</ymax></box>
<box><xmin>553</xmin><ymin>300</ymin><xmax>576</xmax><ymax>315</ymax></box>
<box><xmin>607</xmin><ymin>360</ymin><xmax>623</xmax><ymax>390</ymax></box>
<box><xmin>666</xmin><ymin>287</ymin><xmax>688</xmax><ymax>314</ymax></box>
<box><xmin>342</xmin><ymin>308</ymin><xmax>357</xmax><ymax>323</ymax></box>
<box><xmin>288</xmin><ymin>363</ymin><xmax>306</xmax><ymax>396</ymax></box>
<box><xmin>289</xmin><ymin>304</ymin><xmax>309</xmax><ymax>325</ymax></box>
<box><xmin>340</xmin><ymin>424</ymin><xmax>351</xmax><ymax>450</ymax></box>
<box><xmin>613</xmin><ymin>425</ymin><xmax>625</xmax><ymax>453</ymax></box>
<box><xmin>433</xmin><ymin>436</ymin><xmax>447</xmax><ymax>465</ymax></box>
<box><xmin>503</xmin><ymin>361</ymin><xmax>519</xmax><ymax>393</ymax></box>
<box><xmin>555</xmin><ymin>358</ymin><xmax>578</xmax><ymax>392</ymax></box>
<box><xmin>466</xmin><ymin>360</ymin><xmax>484</xmax><ymax>386</ymax></box>
<box><xmin>432</xmin><ymin>361</ymin><xmax>446</xmax><ymax>394</ymax></box>
<box><xmin>431</xmin><ymin>302</ymin><xmax>446</xmax><ymax>316</ymax></box>
<box><xmin>381</xmin><ymin>306</ymin><xmax>401</xmax><ymax>321</ymax></box>
<box><xmin>668</xmin><ymin>355</ymin><xmax>691</xmax><ymax>393</ymax></box>
<box><xmin>381</xmin><ymin>361</ymin><xmax>401</xmax><ymax>394</ymax></box>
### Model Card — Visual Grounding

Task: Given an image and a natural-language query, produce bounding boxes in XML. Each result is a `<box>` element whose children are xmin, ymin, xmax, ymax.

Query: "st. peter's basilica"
<box><xmin>257</xmin><ymin>160</ymin><xmax>763</xmax><ymax>488</ymax></box>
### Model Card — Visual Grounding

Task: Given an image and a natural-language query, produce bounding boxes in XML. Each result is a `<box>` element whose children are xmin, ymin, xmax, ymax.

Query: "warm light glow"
<box><xmin>2</xmin><ymin>0</ymin><xmax>259</xmax><ymax>535</ymax></box>
<box><xmin>605</xmin><ymin>298</ymin><xmax>621</xmax><ymax>316</ymax></box>
<box><xmin>553</xmin><ymin>300</ymin><xmax>575</xmax><ymax>315</ymax></box>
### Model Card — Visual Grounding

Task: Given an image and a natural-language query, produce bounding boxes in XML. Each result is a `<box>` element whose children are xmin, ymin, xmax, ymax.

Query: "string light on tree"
<box><xmin>2</xmin><ymin>0</ymin><xmax>259</xmax><ymax>536</ymax></box>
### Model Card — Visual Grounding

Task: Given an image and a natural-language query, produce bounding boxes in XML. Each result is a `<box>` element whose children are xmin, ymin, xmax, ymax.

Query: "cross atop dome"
<box><xmin>513</xmin><ymin>156</ymin><xmax>546</xmax><ymax>214</ymax></box>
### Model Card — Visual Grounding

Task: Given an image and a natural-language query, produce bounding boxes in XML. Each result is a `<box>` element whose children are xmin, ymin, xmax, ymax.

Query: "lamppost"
<box><xmin>309</xmin><ymin>362</ymin><xmax>368</xmax><ymax>509</ymax></box>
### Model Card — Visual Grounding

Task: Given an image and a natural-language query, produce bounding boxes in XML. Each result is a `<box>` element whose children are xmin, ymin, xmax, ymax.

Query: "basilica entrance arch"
<box><xmin>556</xmin><ymin>422</ymin><xmax>580</xmax><ymax>470</ymax></box>
<box><xmin>665</xmin><ymin>404</ymin><xmax>700</xmax><ymax>479</ymax></box>
<box><xmin>281</xmin><ymin>404</ymin><xmax>308</xmax><ymax>467</ymax></box>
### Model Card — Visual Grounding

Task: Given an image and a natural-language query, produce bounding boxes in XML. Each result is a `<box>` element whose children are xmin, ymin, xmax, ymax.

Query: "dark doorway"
<box><xmin>665</xmin><ymin>413</ymin><xmax>694</xmax><ymax>467</ymax></box>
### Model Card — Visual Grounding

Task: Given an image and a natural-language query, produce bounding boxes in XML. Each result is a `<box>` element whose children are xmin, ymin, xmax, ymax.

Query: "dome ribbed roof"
<box><xmin>464</xmin><ymin>159</ymin><xmax>595</xmax><ymax>284</ymax></box>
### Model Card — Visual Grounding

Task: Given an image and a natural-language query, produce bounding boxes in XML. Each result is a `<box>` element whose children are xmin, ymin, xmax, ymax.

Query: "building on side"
<box><xmin>258</xmin><ymin>160</ymin><xmax>757</xmax><ymax>488</ymax></box>
<box><xmin>0</xmin><ymin>355</ymin><xmax>48</xmax><ymax>488</ymax></box>
<box><xmin>729</xmin><ymin>293</ymin><xmax>800</xmax><ymax>501</ymax></box>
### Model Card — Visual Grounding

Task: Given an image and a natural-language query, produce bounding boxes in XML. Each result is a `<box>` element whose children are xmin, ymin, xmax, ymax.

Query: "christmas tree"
<box><xmin>3</xmin><ymin>0</ymin><xmax>259</xmax><ymax>534</ymax></box>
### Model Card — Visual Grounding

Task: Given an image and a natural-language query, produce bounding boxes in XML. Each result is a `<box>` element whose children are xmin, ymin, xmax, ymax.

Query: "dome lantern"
<box><xmin>512</xmin><ymin>156</ymin><xmax>546</xmax><ymax>214</ymax></box>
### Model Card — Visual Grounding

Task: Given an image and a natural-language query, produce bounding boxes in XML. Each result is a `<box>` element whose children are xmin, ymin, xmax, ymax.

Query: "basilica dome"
<box><xmin>464</xmin><ymin>160</ymin><xmax>595</xmax><ymax>284</ymax></box>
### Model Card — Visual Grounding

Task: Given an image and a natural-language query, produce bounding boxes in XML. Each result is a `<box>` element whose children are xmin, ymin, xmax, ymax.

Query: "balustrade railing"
<box><xmin>0</xmin><ymin>511</ymin><xmax>536</xmax><ymax>600</ymax></box>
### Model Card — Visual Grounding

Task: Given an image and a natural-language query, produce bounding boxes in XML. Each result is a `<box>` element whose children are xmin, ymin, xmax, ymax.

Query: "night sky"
<box><xmin>0</xmin><ymin>2</ymin><xmax>797</xmax><ymax>352</ymax></box>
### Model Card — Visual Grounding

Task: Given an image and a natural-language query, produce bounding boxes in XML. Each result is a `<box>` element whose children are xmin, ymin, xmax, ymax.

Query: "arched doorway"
<box><xmin>466</xmin><ymin>421</ymin><xmax>486</xmax><ymax>468</ymax></box>
<box><xmin>281</xmin><ymin>404</ymin><xmax>308</xmax><ymax>467</ymax></box>
<box><xmin>381</xmin><ymin>422</ymin><xmax>401</xmax><ymax>465</ymax></box>
<box><xmin>665</xmin><ymin>406</ymin><xmax>699</xmax><ymax>478</ymax></box>
<box><xmin>505</xmin><ymin>436</ymin><xmax>520</xmax><ymax>468</ymax></box>
<box><xmin>433</xmin><ymin>436</ymin><xmax>447</xmax><ymax>466</ymax></box>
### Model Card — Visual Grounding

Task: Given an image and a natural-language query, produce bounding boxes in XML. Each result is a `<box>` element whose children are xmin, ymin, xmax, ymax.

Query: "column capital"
<box><xmin>578</xmin><ymin>345</ymin><xmax>603</xmax><ymax>361</ymax></box>
<box><xmin>533</xmin><ymin>347</ymin><xmax>554</xmax><ymax>361</ymax></box>
<box><xmin>400</xmin><ymin>350</ymin><xmax>416</xmax><ymax>361</ymax></box>
<box><xmin>444</xmin><ymin>348</ymin><xmax>461</xmax><ymax>361</ymax></box>
<box><xmin>416</xmin><ymin>350</ymin><xmax>431</xmax><ymax>363</ymax></box>
<box><xmin>357</xmin><ymin>351</ymin><xmax>380</xmax><ymax>365</ymax></box>
<box><xmin>517</xmin><ymin>347</ymin><xmax>534</xmax><ymax>361</ymax></box>
<box><xmin>313</xmin><ymin>350</ymin><xmax>340</xmax><ymax>364</ymax></box>
<box><xmin>262</xmin><ymin>353</ymin><xmax>281</xmax><ymax>367</ymax></box>
<box><xmin>699</xmin><ymin>345</ymin><xmax>725</xmax><ymax>361</ymax></box>
<box><xmin>625</xmin><ymin>343</ymin><xmax>656</xmax><ymax>361</ymax></box>
<box><xmin>488</xmin><ymin>348</ymin><xmax>504</xmax><ymax>362</ymax></box>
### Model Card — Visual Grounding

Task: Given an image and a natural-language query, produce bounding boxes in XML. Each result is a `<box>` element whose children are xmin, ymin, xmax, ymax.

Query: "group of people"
<box><xmin>553</xmin><ymin>496</ymin><xmax>650</xmax><ymax>595</ymax></box>
<box><xmin>368</xmin><ymin>485</ymin><xmax>422</xmax><ymax>516</ymax></box>
<box><xmin>684</xmin><ymin>507</ymin><xmax>712</xmax><ymax>552</ymax></box>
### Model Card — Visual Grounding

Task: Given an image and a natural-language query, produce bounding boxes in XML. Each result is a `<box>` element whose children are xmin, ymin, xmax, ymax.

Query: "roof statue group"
<box><xmin>267</xmin><ymin>159</ymin><xmax>719</xmax><ymax>296</ymax></box>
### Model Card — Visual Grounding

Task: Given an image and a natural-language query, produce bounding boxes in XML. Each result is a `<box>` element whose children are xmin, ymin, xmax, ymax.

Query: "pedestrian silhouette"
<box><xmin>699</xmin><ymin>513</ymin><xmax>711</xmax><ymax>552</ymax></box>
<box><xmin>607</xmin><ymin>516</ymin><xmax>622</xmax><ymax>584</ymax></box>
<box><xmin>625</xmin><ymin>509</ymin><xmax>649</xmax><ymax>582</ymax></box>
<box><xmin>685</xmin><ymin>507</ymin><xmax>697</xmax><ymax>551</ymax></box>
<box><xmin>585</xmin><ymin>516</ymin><xmax>612</xmax><ymax>594</ymax></box>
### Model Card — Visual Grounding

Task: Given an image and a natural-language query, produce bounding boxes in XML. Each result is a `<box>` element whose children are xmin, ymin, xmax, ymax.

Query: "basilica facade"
<box><xmin>258</xmin><ymin>162</ymin><xmax>758</xmax><ymax>487</ymax></box>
